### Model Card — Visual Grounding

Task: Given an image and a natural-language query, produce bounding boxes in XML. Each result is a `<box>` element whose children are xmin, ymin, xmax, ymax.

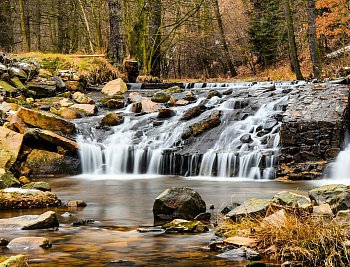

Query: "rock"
<box><xmin>216</xmin><ymin>247</ymin><xmax>246</xmax><ymax>259</ymax></box>
<box><xmin>153</xmin><ymin>187</ymin><xmax>206</xmax><ymax>220</ymax></box>
<box><xmin>0</xmin><ymin>211</ymin><xmax>59</xmax><ymax>230</ymax></box>
<box><xmin>175</xmin><ymin>99</ymin><xmax>189</xmax><ymax>106</ymax></box>
<box><xmin>0</xmin><ymin>169</ymin><xmax>20</xmax><ymax>189</ymax></box>
<box><xmin>245</xmin><ymin>248</ymin><xmax>262</xmax><ymax>260</ymax></box>
<box><xmin>184</xmin><ymin>92</ymin><xmax>197</xmax><ymax>101</ymax></box>
<box><xmin>72</xmin><ymin>218</ymin><xmax>95</xmax><ymax>226</ymax></box>
<box><xmin>24</xmin><ymin>128</ymin><xmax>79</xmax><ymax>152</ymax></box>
<box><xmin>0</xmin><ymin>81</ymin><xmax>18</xmax><ymax>94</ymax></box>
<box><xmin>158</xmin><ymin>86</ymin><xmax>183</xmax><ymax>95</ymax></box>
<box><xmin>0</xmin><ymin>238</ymin><xmax>9</xmax><ymax>247</ymax></box>
<box><xmin>162</xmin><ymin>219</ymin><xmax>208</xmax><ymax>233</ymax></box>
<box><xmin>312</xmin><ymin>203</ymin><xmax>333</xmax><ymax>217</ymax></box>
<box><xmin>263</xmin><ymin>118</ymin><xmax>278</xmax><ymax>131</ymax></box>
<box><xmin>226</xmin><ymin>199</ymin><xmax>272</xmax><ymax>222</ymax></box>
<box><xmin>70</xmin><ymin>104</ymin><xmax>98</xmax><ymax>116</ymax></box>
<box><xmin>194</xmin><ymin>212</ymin><xmax>211</xmax><ymax>221</ymax></box>
<box><xmin>52</xmin><ymin>76</ymin><xmax>66</xmax><ymax>92</ymax></box>
<box><xmin>240</xmin><ymin>134</ymin><xmax>253</xmax><ymax>144</ymax></box>
<box><xmin>328</xmin><ymin>191</ymin><xmax>350</xmax><ymax>213</ymax></box>
<box><xmin>209</xmin><ymin>204</ymin><xmax>215</xmax><ymax>209</ymax></box>
<box><xmin>207</xmin><ymin>90</ymin><xmax>222</xmax><ymax>99</ymax></box>
<box><xmin>66</xmin><ymin>81</ymin><xmax>84</xmax><ymax>91</ymax></box>
<box><xmin>0</xmin><ymin>127</ymin><xmax>23</xmax><ymax>170</ymax></box>
<box><xmin>189</xmin><ymin>110</ymin><xmax>222</xmax><ymax>137</ymax></box>
<box><xmin>224</xmin><ymin>236</ymin><xmax>258</xmax><ymax>247</ymax></box>
<box><xmin>25</xmin><ymin>80</ymin><xmax>57</xmax><ymax>98</ymax></box>
<box><xmin>59</xmin><ymin>98</ymin><xmax>73</xmax><ymax>107</ymax></box>
<box><xmin>50</xmin><ymin>107</ymin><xmax>81</xmax><ymax>119</ymax></box>
<box><xmin>11</xmin><ymin>77</ymin><xmax>25</xmax><ymax>90</ymax></box>
<box><xmin>105</xmin><ymin>259</ymin><xmax>136</xmax><ymax>266</ymax></box>
<box><xmin>6</xmin><ymin>113</ymin><xmax>27</xmax><ymax>133</ymax></box>
<box><xmin>223</xmin><ymin>89</ymin><xmax>233</xmax><ymax>95</ymax></box>
<box><xmin>65</xmin><ymin>200</ymin><xmax>87</xmax><ymax>207</ymax></box>
<box><xmin>128</xmin><ymin>92</ymin><xmax>142</xmax><ymax>103</ymax></box>
<box><xmin>272</xmin><ymin>191</ymin><xmax>312</xmax><ymax>208</ymax></box>
<box><xmin>141</xmin><ymin>98</ymin><xmax>161</xmax><ymax>113</ymax></box>
<box><xmin>72</xmin><ymin>92</ymin><xmax>94</xmax><ymax>104</ymax></box>
<box><xmin>102</xmin><ymin>78</ymin><xmax>128</xmax><ymax>97</ymax></box>
<box><xmin>17</xmin><ymin>107</ymin><xmax>75</xmax><ymax>134</ymax></box>
<box><xmin>137</xmin><ymin>227</ymin><xmax>163</xmax><ymax>233</ymax></box>
<box><xmin>168</xmin><ymin>96</ymin><xmax>176</xmax><ymax>107</ymax></box>
<box><xmin>262</xmin><ymin>209</ymin><xmax>288</xmax><ymax>228</ymax></box>
<box><xmin>220</xmin><ymin>203</ymin><xmax>240</xmax><ymax>215</ymax></box>
<box><xmin>7</xmin><ymin>237</ymin><xmax>52</xmax><ymax>249</ymax></box>
<box><xmin>18</xmin><ymin>176</ymin><xmax>30</xmax><ymax>185</ymax></box>
<box><xmin>308</xmin><ymin>184</ymin><xmax>348</xmax><ymax>205</ymax></box>
<box><xmin>157</xmin><ymin>108</ymin><xmax>176</xmax><ymax>119</ymax></box>
<box><xmin>0</xmin><ymin>188</ymin><xmax>60</xmax><ymax>209</ymax></box>
<box><xmin>101</xmin><ymin>112</ymin><xmax>124</xmax><ymax>126</ymax></box>
<box><xmin>24</xmin><ymin>149</ymin><xmax>80</xmax><ymax>177</ymax></box>
<box><xmin>0</xmin><ymin>255</ymin><xmax>28</xmax><ymax>267</ymax></box>
<box><xmin>102</xmin><ymin>99</ymin><xmax>125</xmax><ymax>110</ymax></box>
<box><xmin>182</xmin><ymin>104</ymin><xmax>206</xmax><ymax>121</ymax></box>
<box><xmin>22</xmin><ymin>182</ymin><xmax>51</xmax><ymax>192</ymax></box>
<box><xmin>130</xmin><ymin>102</ymin><xmax>142</xmax><ymax>113</ymax></box>
<box><xmin>151</xmin><ymin>92</ymin><xmax>171</xmax><ymax>103</ymax></box>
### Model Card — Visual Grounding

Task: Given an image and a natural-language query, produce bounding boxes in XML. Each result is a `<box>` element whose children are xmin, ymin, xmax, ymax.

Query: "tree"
<box><xmin>19</xmin><ymin>0</ymin><xmax>30</xmax><ymax>51</ymax></box>
<box><xmin>0</xmin><ymin>0</ymin><xmax>13</xmax><ymax>52</ymax></box>
<box><xmin>148</xmin><ymin>0</ymin><xmax>162</xmax><ymax>76</ymax></box>
<box><xmin>108</xmin><ymin>0</ymin><xmax>123</xmax><ymax>64</ymax></box>
<box><xmin>307</xmin><ymin>0</ymin><xmax>321</xmax><ymax>79</ymax></box>
<box><xmin>283</xmin><ymin>0</ymin><xmax>303</xmax><ymax>80</ymax></box>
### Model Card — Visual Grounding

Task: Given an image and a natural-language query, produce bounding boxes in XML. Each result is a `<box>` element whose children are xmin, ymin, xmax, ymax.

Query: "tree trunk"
<box><xmin>283</xmin><ymin>0</ymin><xmax>303</xmax><ymax>80</ymax></box>
<box><xmin>212</xmin><ymin>0</ymin><xmax>237</xmax><ymax>77</ymax></box>
<box><xmin>307</xmin><ymin>0</ymin><xmax>321</xmax><ymax>79</ymax></box>
<box><xmin>108</xmin><ymin>0</ymin><xmax>123</xmax><ymax>64</ymax></box>
<box><xmin>34</xmin><ymin>0</ymin><xmax>41</xmax><ymax>51</ymax></box>
<box><xmin>149</xmin><ymin>0</ymin><xmax>162</xmax><ymax>77</ymax></box>
<box><xmin>77</xmin><ymin>0</ymin><xmax>95</xmax><ymax>53</ymax></box>
<box><xmin>19</xmin><ymin>0</ymin><xmax>30</xmax><ymax>51</ymax></box>
<box><xmin>0</xmin><ymin>0</ymin><xmax>13</xmax><ymax>52</ymax></box>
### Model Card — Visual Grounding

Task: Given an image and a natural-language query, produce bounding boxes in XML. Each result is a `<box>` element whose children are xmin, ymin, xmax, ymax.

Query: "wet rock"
<box><xmin>0</xmin><ymin>238</ymin><xmax>9</xmax><ymax>247</ymax></box>
<box><xmin>308</xmin><ymin>184</ymin><xmax>348</xmax><ymax>205</ymax></box>
<box><xmin>272</xmin><ymin>191</ymin><xmax>312</xmax><ymax>209</ymax></box>
<box><xmin>184</xmin><ymin>92</ymin><xmax>197</xmax><ymax>101</ymax></box>
<box><xmin>66</xmin><ymin>81</ymin><xmax>84</xmax><ymax>91</ymax></box>
<box><xmin>7</xmin><ymin>237</ymin><xmax>52</xmax><ymax>249</ymax></box>
<box><xmin>128</xmin><ymin>92</ymin><xmax>142</xmax><ymax>103</ymax></box>
<box><xmin>245</xmin><ymin>248</ymin><xmax>262</xmax><ymax>260</ymax></box>
<box><xmin>25</xmin><ymin>80</ymin><xmax>57</xmax><ymax>98</ymax></box>
<box><xmin>130</xmin><ymin>102</ymin><xmax>142</xmax><ymax>113</ymax></box>
<box><xmin>168</xmin><ymin>96</ymin><xmax>176</xmax><ymax>106</ymax></box>
<box><xmin>224</xmin><ymin>236</ymin><xmax>258</xmax><ymax>247</ymax></box>
<box><xmin>153</xmin><ymin>187</ymin><xmax>206</xmax><ymax>220</ymax></box>
<box><xmin>151</xmin><ymin>92</ymin><xmax>170</xmax><ymax>103</ymax></box>
<box><xmin>175</xmin><ymin>99</ymin><xmax>189</xmax><ymax>106</ymax></box>
<box><xmin>22</xmin><ymin>182</ymin><xmax>51</xmax><ymax>192</ymax></box>
<box><xmin>50</xmin><ymin>107</ymin><xmax>81</xmax><ymax>119</ymax></box>
<box><xmin>101</xmin><ymin>112</ymin><xmax>124</xmax><ymax>126</ymax></box>
<box><xmin>181</xmin><ymin>104</ymin><xmax>206</xmax><ymax>120</ymax></box>
<box><xmin>157</xmin><ymin>108</ymin><xmax>176</xmax><ymax>119</ymax></box>
<box><xmin>263</xmin><ymin>118</ymin><xmax>278</xmax><ymax>131</ymax></box>
<box><xmin>0</xmin><ymin>169</ymin><xmax>20</xmax><ymax>189</ymax></box>
<box><xmin>17</xmin><ymin>107</ymin><xmax>75</xmax><ymax>134</ymax></box>
<box><xmin>24</xmin><ymin>128</ymin><xmax>79</xmax><ymax>152</ymax></box>
<box><xmin>194</xmin><ymin>212</ymin><xmax>211</xmax><ymax>221</ymax></box>
<box><xmin>141</xmin><ymin>99</ymin><xmax>161</xmax><ymax>113</ymax></box>
<box><xmin>72</xmin><ymin>218</ymin><xmax>95</xmax><ymax>226</ymax></box>
<box><xmin>162</xmin><ymin>219</ymin><xmax>209</xmax><ymax>233</ymax></box>
<box><xmin>72</xmin><ymin>92</ymin><xmax>94</xmax><ymax>104</ymax></box>
<box><xmin>24</xmin><ymin>149</ymin><xmax>80</xmax><ymax>177</ymax></box>
<box><xmin>8</xmin><ymin>67</ymin><xmax>27</xmax><ymax>80</ymax></box>
<box><xmin>216</xmin><ymin>247</ymin><xmax>246</xmax><ymax>259</ymax></box>
<box><xmin>207</xmin><ymin>90</ymin><xmax>222</xmax><ymax>99</ymax></box>
<box><xmin>0</xmin><ymin>255</ymin><xmax>28</xmax><ymax>266</ymax></box>
<box><xmin>158</xmin><ymin>86</ymin><xmax>183</xmax><ymax>95</ymax></box>
<box><xmin>240</xmin><ymin>134</ymin><xmax>253</xmax><ymax>144</ymax></box>
<box><xmin>209</xmin><ymin>204</ymin><xmax>215</xmax><ymax>209</ymax></box>
<box><xmin>18</xmin><ymin>176</ymin><xmax>30</xmax><ymax>185</ymax></box>
<box><xmin>102</xmin><ymin>78</ymin><xmax>128</xmax><ymax>97</ymax></box>
<box><xmin>103</xmin><ymin>99</ymin><xmax>125</xmax><ymax>110</ymax></box>
<box><xmin>223</xmin><ymin>89</ymin><xmax>233</xmax><ymax>95</ymax></box>
<box><xmin>0</xmin><ymin>127</ymin><xmax>23</xmax><ymax>170</ymax></box>
<box><xmin>65</xmin><ymin>200</ymin><xmax>87</xmax><ymax>207</ymax></box>
<box><xmin>0</xmin><ymin>211</ymin><xmax>59</xmax><ymax>230</ymax></box>
<box><xmin>52</xmin><ymin>76</ymin><xmax>66</xmax><ymax>92</ymax></box>
<box><xmin>226</xmin><ymin>199</ymin><xmax>272</xmax><ymax>222</ymax></box>
<box><xmin>70</xmin><ymin>104</ymin><xmax>98</xmax><ymax>116</ymax></box>
<box><xmin>190</xmin><ymin>110</ymin><xmax>222</xmax><ymax>137</ymax></box>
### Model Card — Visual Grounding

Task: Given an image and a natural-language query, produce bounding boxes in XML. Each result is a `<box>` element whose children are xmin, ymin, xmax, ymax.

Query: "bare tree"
<box><xmin>108</xmin><ymin>0</ymin><xmax>123</xmax><ymax>64</ymax></box>
<box><xmin>307</xmin><ymin>0</ymin><xmax>321</xmax><ymax>79</ymax></box>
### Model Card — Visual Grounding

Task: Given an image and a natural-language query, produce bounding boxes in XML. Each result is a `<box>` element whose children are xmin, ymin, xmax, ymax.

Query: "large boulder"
<box><xmin>70</xmin><ymin>104</ymin><xmax>98</xmax><ymax>116</ymax></box>
<box><xmin>7</xmin><ymin>237</ymin><xmax>52</xmax><ymax>249</ymax></box>
<box><xmin>25</xmin><ymin>80</ymin><xmax>57</xmax><ymax>98</ymax></box>
<box><xmin>102</xmin><ymin>78</ymin><xmax>127</xmax><ymax>97</ymax></box>
<box><xmin>0</xmin><ymin>211</ymin><xmax>59</xmax><ymax>229</ymax></box>
<box><xmin>308</xmin><ymin>184</ymin><xmax>348</xmax><ymax>205</ymax></box>
<box><xmin>0</xmin><ymin>188</ymin><xmax>60</xmax><ymax>210</ymax></box>
<box><xmin>0</xmin><ymin>169</ymin><xmax>20</xmax><ymax>189</ymax></box>
<box><xmin>226</xmin><ymin>199</ymin><xmax>273</xmax><ymax>222</ymax></box>
<box><xmin>100</xmin><ymin>112</ymin><xmax>124</xmax><ymax>126</ymax></box>
<box><xmin>17</xmin><ymin>107</ymin><xmax>75</xmax><ymax>134</ymax></box>
<box><xmin>272</xmin><ymin>191</ymin><xmax>312</xmax><ymax>208</ymax></box>
<box><xmin>23</xmin><ymin>149</ymin><xmax>80</xmax><ymax>177</ymax></box>
<box><xmin>0</xmin><ymin>127</ymin><xmax>23</xmax><ymax>170</ymax></box>
<box><xmin>153</xmin><ymin>187</ymin><xmax>206</xmax><ymax>220</ymax></box>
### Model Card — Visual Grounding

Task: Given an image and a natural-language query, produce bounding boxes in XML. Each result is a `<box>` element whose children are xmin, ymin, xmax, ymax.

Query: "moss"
<box><xmin>0</xmin><ymin>81</ymin><xmax>17</xmax><ymax>94</ymax></box>
<box><xmin>157</xmin><ymin>86</ymin><xmax>183</xmax><ymax>95</ymax></box>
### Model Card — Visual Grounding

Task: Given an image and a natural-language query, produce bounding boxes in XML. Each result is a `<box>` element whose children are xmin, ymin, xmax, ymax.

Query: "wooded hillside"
<box><xmin>0</xmin><ymin>0</ymin><xmax>349</xmax><ymax>80</ymax></box>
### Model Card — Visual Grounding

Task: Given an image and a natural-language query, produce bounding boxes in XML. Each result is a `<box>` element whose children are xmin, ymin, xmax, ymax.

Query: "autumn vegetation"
<box><xmin>0</xmin><ymin>0</ymin><xmax>349</xmax><ymax>80</ymax></box>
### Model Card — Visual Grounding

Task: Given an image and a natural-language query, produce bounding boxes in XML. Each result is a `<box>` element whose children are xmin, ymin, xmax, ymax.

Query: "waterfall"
<box><xmin>332</xmin><ymin>144</ymin><xmax>350</xmax><ymax>179</ymax></box>
<box><xmin>77</xmin><ymin>82</ymin><xmax>292</xmax><ymax>179</ymax></box>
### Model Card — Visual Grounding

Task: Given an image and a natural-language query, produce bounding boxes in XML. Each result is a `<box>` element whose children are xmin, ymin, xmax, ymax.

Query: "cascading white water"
<box><xmin>77</xmin><ymin>82</ymin><xmax>291</xmax><ymax>178</ymax></box>
<box><xmin>331</xmin><ymin>143</ymin><xmax>350</xmax><ymax>179</ymax></box>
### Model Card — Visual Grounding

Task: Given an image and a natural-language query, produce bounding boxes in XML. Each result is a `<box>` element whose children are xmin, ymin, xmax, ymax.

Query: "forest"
<box><xmin>0</xmin><ymin>0</ymin><xmax>349</xmax><ymax>80</ymax></box>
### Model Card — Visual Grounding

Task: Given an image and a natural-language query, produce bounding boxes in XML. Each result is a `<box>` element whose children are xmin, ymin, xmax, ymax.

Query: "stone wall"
<box><xmin>278</xmin><ymin>84</ymin><xmax>350</xmax><ymax>180</ymax></box>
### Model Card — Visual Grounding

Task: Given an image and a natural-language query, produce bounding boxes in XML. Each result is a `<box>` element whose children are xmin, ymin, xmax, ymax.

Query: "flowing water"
<box><xmin>77</xmin><ymin>82</ymin><xmax>296</xmax><ymax>179</ymax></box>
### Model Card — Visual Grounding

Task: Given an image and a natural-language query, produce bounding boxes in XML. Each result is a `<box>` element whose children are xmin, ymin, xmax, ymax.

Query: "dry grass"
<box><xmin>218</xmin><ymin>210</ymin><xmax>350</xmax><ymax>266</ymax></box>
<box><xmin>13</xmin><ymin>52</ymin><xmax>124</xmax><ymax>84</ymax></box>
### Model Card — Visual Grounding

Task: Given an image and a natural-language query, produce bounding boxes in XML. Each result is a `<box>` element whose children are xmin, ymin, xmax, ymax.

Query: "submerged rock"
<box><xmin>0</xmin><ymin>211</ymin><xmax>59</xmax><ymax>230</ymax></box>
<box><xmin>7</xmin><ymin>237</ymin><xmax>52</xmax><ymax>249</ymax></box>
<box><xmin>153</xmin><ymin>187</ymin><xmax>206</xmax><ymax>220</ymax></box>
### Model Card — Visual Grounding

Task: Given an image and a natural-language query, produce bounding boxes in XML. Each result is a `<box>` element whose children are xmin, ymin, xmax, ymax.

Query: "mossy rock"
<box><xmin>157</xmin><ymin>86</ymin><xmax>183</xmax><ymax>95</ymax></box>
<box><xmin>151</xmin><ymin>92</ymin><xmax>171</xmax><ymax>103</ymax></box>
<box><xmin>22</xmin><ymin>182</ymin><xmax>51</xmax><ymax>192</ymax></box>
<box><xmin>100</xmin><ymin>112</ymin><xmax>124</xmax><ymax>126</ymax></box>
<box><xmin>99</xmin><ymin>93</ymin><xmax>124</xmax><ymax>105</ymax></box>
<box><xmin>0</xmin><ymin>255</ymin><xmax>28</xmax><ymax>267</ymax></box>
<box><xmin>0</xmin><ymin>170</ymin><xmax>20</xmax><ymax>189</ymax></box>
<box><xmin>162</xmin><ymin>219</ymin><xmax>209</xmax><ymax>233</ymax></box>
<box><xmin>0</xmin><ymin>81</ymin><xmax>18</xmax><ymax>94</ymax></box>
<box><xmin>11</xmin><ymin>77</ymin><xmax>25</xmax><ymax>90</ymax></box>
